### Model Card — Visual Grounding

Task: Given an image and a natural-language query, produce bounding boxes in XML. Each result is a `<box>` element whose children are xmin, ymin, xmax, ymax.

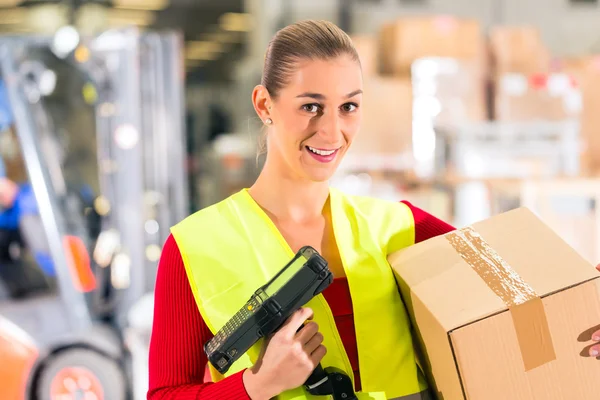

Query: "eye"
<box><xmin>341</xmin><ymin>103</ymin><xmax>358</xmax><ymax>113</ymax></box>
<box><xmin>302</xmin><ymin>104</ymin><xmax>320</xmax><ymax>113</ymax></box>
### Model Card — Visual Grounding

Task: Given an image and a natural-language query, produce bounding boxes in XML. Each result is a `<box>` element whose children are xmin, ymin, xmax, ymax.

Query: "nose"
<box><xmin>318</xmin><ymin>110</ymin><xmax>343</xmax><ymax>144</ymax></box>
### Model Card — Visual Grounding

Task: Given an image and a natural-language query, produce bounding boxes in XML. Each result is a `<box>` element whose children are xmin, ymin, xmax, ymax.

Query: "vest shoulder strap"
<box><xmin>331</xmin><ymin>188</ymin><xmax>416</xmax><ymax>253</ymax></box>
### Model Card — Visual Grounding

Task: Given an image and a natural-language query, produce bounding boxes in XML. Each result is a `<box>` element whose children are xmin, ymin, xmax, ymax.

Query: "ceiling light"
<box><xmin>0</xmin><ymin>0</ymin><xmax>21</xmax><ymax>7</ymax></box>
<box><xmin>219</xmin><ymin>12</ymin><xmax>253</xmax><ymax>32</ymax></box>
<box><xmin>206</xmin><ymin>31</ymin><xmax>240</xmax><ymax>44</ymax></box>
<box><xmin>75</xmin><ymin>3</ymin><xmax>108</xmax><ymax>35</ymax></box>
<box><xmin>107</xmin><ymin>9</ymin><xmax>155</xmax><ymax>26</ymax></box>
<box><xmin>0</xmin><ymin>8</ymin><xmax>26</xmax><ymax>25</ymax></box>
<box><xmin>186</xmin><ymin>41</ymin><xmax>222</xmax><ymax>53</ymax></box>
<box><xmin>185</xmin><ymin>41</ymin><xmax>223</xmax><ymax>60</ymax></box>
<box><xmin>27</xmin><ymin>4</ymin><xmax>69</xmax><ymax>33</ymax></box>
<box><xmin>113</xmin><ymin>0</ymin><xmax>169</xmax><ymax>11</ymax></box>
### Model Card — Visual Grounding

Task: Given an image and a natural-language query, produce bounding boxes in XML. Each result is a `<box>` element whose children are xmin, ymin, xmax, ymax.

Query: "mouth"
<box><xmin>305</xmin><ymin>145</ymin><xmax>341</xmax><ymax>163</ymax></box>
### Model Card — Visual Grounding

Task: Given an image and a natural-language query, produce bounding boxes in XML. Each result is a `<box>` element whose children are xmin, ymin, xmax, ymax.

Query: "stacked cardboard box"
<box><xmin>389</xmin><ymin>208</ymin><xmax>600</xmax><ymax>399</ymax></box>
<box><xmin>352</xmin><ymin>77</ymin><xmax>413</xmax><ymax>157</ymax></box>
<box><xmin>379</xmin><ymin>16</ymin><xmax>484</xmax><ymax>77</ymax></box>
<box><xmin>348</xmin><ymin>16</ymin><xmax>488</xmax><ymax>176</ymax></box>
<box><xmin>517</xmin><ymin>179</ymin><xmax>600</xmax><ymax>266</ymax></box>
<box><xmin>346</xmin><ymin>32</ymin><xmax>413</xmax><ymax>165</ymax></box>
<box><xmin>489</xmin><ymin>26</ymin><xmax>551</xmax><ymax>76</ymax></box>
<box><xmin>351</xmin><ymin>35</ymin><xmax>378</xmax><ymax>76</ymax></box>
<box><xmin>488</xmin><ymin>26</ymin><xmax>578</xmax><ymax>123</ymax></box>
<box><xmin>493</xmin><ymin>73</ymin><xmax>581</xmax><ymax>122</ymax></box>
<box><xmin>412</xmin><ymin>58</ymin><xmax>488</xmax><ymax>127</ymax></box>
<box><xmin>464</xmin><ymin>178</ymin><xmax>600</xmax><ymax>265</ymax></box>
<box><xmin>558</xmin><ymin>56</ymin><xmax>600</xmax><ymax>175</ymax></box>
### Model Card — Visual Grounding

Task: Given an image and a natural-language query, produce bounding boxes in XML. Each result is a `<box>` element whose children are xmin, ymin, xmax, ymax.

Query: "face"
<box><xmin>254</xmin><ymin>55</ymin><xmax>363</xmax><ymax>182</ymax></box>
<box><xmin>0</xmin><ymin>178</ymin><xmax>18</xmax><ymax>208</ymax></box>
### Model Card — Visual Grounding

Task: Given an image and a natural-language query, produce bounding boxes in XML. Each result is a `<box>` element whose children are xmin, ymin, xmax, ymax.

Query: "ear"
<box><xmin>252</xmin><ymin>85</ymin><xmax>272</xmax><ymax>124</ymax></box>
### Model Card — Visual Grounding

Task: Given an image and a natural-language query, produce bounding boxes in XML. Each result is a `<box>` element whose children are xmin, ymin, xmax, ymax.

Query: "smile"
<box><xmin>306</xmin><ymin>146</ymin><xmax>337</xmax><ymax>156</ymax></box>
<box><xmin>305</xmin><ymin>146</ymin><xmax>340</xmax><ymax>163</ymax></box>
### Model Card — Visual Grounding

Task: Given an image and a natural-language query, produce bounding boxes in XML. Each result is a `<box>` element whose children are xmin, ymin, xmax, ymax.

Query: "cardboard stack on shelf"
<box><xmin>345</xmin><ymin>32</ymin><xmax>414</xmax><ymax>172</ymax></box>
<box><xmin>341</xmin><ymin>16</ymin><xmax>486</xmax><ymax>202</ymax></box>
<box><xmin>378</xmin><ymin>16</ymin><xmax>485</xmax><ymax>77</ymax></box>
<box><xmin>487</xmin><ymin>26</ymin><xmax>584</xmax><ymax>175</ymax></box>
<box><xmin>448</xmin><ymin>25</ymin><xmax>589</xmax><ymax>229</ymax></box>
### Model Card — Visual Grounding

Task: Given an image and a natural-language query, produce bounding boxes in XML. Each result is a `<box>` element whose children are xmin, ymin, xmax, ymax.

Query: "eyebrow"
<box><xmin>296</xmin><ymin>89</ymin><xmax>363</xmax><ymax>100</ymax></box>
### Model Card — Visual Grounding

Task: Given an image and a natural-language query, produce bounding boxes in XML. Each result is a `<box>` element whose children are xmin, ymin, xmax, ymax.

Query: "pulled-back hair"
<box><xmin>261</xmin><ymin>20</ymin><xmax>360</xmax><ymax>98</ymax></box>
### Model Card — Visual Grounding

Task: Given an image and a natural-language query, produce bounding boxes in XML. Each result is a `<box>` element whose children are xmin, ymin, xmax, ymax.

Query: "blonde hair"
<box><xmin>257</xmin><ymin>20</ymin><xmax>361</xmax><ymax>157</ymax></box>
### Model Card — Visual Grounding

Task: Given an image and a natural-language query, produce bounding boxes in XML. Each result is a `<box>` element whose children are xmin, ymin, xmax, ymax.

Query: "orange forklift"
<box><xmin>0</xmin><ymin>28</ymin><xmax>188</xmax><ymax>400</ymax></box>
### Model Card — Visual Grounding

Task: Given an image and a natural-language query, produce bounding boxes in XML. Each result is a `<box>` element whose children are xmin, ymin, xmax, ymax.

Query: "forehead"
<box><xmin>283</xmin><ymin>55</ymin><xmax>362</xmax><ymax>98</ymax></box>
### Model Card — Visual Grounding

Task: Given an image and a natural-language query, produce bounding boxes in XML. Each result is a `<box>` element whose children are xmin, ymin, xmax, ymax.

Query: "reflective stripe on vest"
<box><xmin>171</xmin><ymin>188</ymin><xmax>429</xmax><ymax>399</ymax></box>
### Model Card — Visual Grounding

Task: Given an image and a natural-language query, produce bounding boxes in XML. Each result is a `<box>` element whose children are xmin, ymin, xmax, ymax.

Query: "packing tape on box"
<box><xmin>446</xmin><ymin>227</ymin><xmax>557</xmax><ymax>371</ymax></box>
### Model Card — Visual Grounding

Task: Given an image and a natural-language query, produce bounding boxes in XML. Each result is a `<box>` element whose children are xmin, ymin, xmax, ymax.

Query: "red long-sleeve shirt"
<box><xmin>147</xmin><ymin>200</ymin><xmax>455</xmax><ymax>400</ymax></box>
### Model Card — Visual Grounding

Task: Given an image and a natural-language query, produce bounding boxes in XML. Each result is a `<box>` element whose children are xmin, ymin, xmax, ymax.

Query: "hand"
<box><xmin>243</xmin><ymin>307</ymin><xmax>326</xmax><ymax>400</ymax></box>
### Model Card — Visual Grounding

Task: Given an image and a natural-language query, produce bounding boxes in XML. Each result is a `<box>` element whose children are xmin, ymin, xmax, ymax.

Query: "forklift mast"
<box><xmin>0</xmin><ymin>26</ymin><xmax>187</xmax><ymax>351</ymax></box>
<box><xmin>0</xmin><ymin>38</ymin><xmax>93</xmax><ymax>333</ymax></box>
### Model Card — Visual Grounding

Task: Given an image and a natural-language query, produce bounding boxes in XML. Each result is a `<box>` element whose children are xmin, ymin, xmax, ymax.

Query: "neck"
<box><xmin>248</xmin><ymin>158</ymin><xmax>330</xmax><ymax>223</ymax></box>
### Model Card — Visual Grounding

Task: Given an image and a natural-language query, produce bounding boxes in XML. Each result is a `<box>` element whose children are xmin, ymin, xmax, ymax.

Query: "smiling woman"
<box><xmin>148</xmin><ymin>20</ymin><xmax>458</xmax><ymax>400</ymax></box>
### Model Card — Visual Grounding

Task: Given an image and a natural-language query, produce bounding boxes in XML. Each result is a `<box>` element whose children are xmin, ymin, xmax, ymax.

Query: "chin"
<box><xmin>305</xmin><ymin>167</ymin><xmax>338</xmax><ymax>183</ymax></box>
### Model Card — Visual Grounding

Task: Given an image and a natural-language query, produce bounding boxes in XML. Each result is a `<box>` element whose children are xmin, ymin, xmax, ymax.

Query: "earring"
<box><xmin>265</xmin><ymin>118</ymin><xmax>273</xmax><ymax>125</ymax></box>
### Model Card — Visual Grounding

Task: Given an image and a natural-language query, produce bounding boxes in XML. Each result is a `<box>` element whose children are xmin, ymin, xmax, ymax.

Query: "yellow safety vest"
<box><xmin>171</xmin><ymin>188</ymin><xmax>429</xmax><ymax>399</ymax></box>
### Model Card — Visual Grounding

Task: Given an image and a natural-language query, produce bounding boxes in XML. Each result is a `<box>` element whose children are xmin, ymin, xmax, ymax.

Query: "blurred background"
<box><xmin>0</xmin><ymin>0</ymin><xmax>599</xmax><ymax>399</ymax></box>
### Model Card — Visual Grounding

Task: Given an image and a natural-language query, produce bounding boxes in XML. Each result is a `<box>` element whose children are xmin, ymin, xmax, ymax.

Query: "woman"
<box><xmin>148</xmin><ymin>20</ymin><xmax>600</xmax><ymax>400</ymax></box>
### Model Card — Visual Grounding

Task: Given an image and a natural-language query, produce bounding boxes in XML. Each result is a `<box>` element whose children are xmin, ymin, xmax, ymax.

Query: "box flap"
<box><xmin>389</xmin><ymin>207</ymin><xmax>599</xmax><ymax>332</ymax></box>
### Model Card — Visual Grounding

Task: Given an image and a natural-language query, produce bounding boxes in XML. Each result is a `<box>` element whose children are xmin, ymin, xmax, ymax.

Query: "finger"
<box><xmin>589</xmin><ymin>344</ymin><xmax>600</xmax><ymax>357</ymax></box>
<box><xmin>593</xmin><ymin>329</ymin><xmax>600</xmax><ymax>342</ymax></box>
<box><xmin>279</xmin><ymin>307</ymin><xmax>314</xmax><ymax>338</ymax></box>
<box><xmin>296</xmin><ymin>321</ymin><xmax>319</xmax><ymax>344</ymax></box>
<box><xmin>596</xmin><ymin>264</ymin><xmax>600</xmax><ymax>272</ymax></box>
<box><xmin>309</xmin><ymin>345</ymin><xmax>327</xmax><ymax>367</ymax></box>
<box><xmin>304</xmin><ymin>331</ymin><xmax>324</xmax><ymax>354</ymax></box>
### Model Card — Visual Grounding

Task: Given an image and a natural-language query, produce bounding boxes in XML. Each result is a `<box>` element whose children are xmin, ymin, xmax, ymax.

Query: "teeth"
<box><xmin>307</xmin><ymin>146</ymin><xmax>336</xmax><ymax>156</ymax></box>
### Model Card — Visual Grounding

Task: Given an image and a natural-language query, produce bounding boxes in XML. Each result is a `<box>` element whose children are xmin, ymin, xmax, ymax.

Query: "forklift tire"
<box><xmin>36</xmin><ymin>348</ymin><xmax>126</xmax><ymax>400</ymax></box>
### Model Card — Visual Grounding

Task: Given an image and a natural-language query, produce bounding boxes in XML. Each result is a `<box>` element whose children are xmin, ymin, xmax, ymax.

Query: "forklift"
<box><xmin>0</xmin><ymin>27</ymin><xmax>188</xmax><ymax>400</ymax></box>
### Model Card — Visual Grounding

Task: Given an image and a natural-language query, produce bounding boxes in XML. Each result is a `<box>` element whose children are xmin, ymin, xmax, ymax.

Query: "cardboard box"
<box><xmin>557</xmin><ymin>56</ymin><xmax>600</xmax><ymax>175</ymax></box>
<box><xmin>518</xmin><ymin>179</ymin><xmax>600</xmax><ymax>266</ymax></box>
<box><xmin>351</xmin><ymin>35</ymin><xmax>378</xmax><ymax>76</ymax></box>
<box><xmin>490</xmin><ymin>26</ymin><xmax>551</xmax><ymax>75</ymax></box>
<box><xmin>412</xmin><ymin>58</ymin><xmax>487</xmax><ymax>127</ymax></box>
<box><xmin>379</xmin><ymin>16</ymin><xmax>484</xmax><ymax>76</ymax></box>
<box><xmin>459</xmin><ymin>179</ymin><xmax>600</xmax><ymax>265</ymax></box>
<box><xmin>409</xmin><ymin>58</ymin><xmax>487</xmax><ymax>179</ymax></box>
<box><xmin>389</xmin><ymin>208</ymin><xmax>600</xmax><ymax>400</ymax></box>
<box><xmin>348</xmin><ymin>77</ymin><xmax>413</xmax><ymax>158</ymax></box>
<box><xmin>494</xmin><ymin>73</ymin><xmax>582</xmax><ymax>121</ymax></box>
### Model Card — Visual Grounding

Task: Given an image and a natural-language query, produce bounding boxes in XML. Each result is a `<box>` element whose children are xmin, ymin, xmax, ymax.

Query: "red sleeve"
<box><xmin>400</xmin><ymin>200</ymin><xmax>456</xmax><ymax>243</ymax></box>
<box><xmin>147</xmin><ymin>234</ymin><xmax>251</xmax><ymax>400</ymax></box>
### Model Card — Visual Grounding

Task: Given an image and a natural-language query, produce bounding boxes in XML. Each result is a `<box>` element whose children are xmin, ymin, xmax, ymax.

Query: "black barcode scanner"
<box><xmin>204</xmin><ymin>246</ymin><xmax>357</xmax><ymax>399</ymax></box>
